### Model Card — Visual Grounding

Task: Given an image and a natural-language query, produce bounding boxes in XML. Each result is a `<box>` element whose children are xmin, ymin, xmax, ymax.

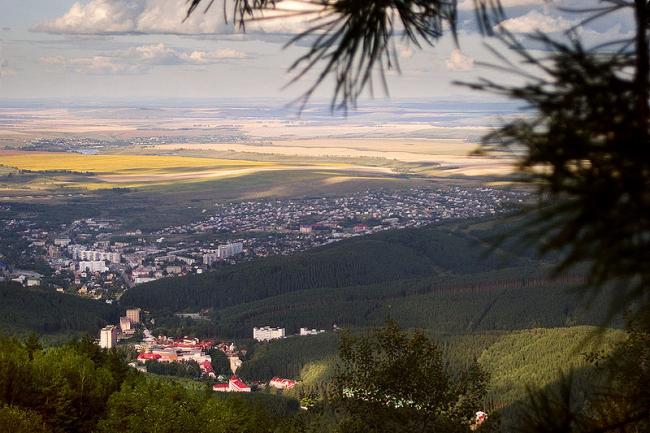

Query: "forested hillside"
<box><xmin>0</xmin><ymin>282</ymin><xmax>120</xmax><ymax>336</ymax></box>
<box><xmin>210</xmin><ymin>271</ymin><xmax>609</xmax><ymax>337</ymax></box>
<box><xmin>122</xmin><ymin>216</ymin><xmax>542</xmax><ymax>313</ymax></box>
<box><xmin>240</xmin><ymin>326</ymin><xmax>624</xmax><ymax>411</ymax></box>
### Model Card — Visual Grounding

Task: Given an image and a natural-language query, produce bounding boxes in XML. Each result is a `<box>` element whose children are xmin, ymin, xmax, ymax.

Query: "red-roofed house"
<box><xmin>200</xmin><ymin>360</ymin><xmax>216</xmax><ymax>378</ymax></box>
<box><xmin>212</xmin><ymin>376</ymin><xmax>251</xmax><ymax>393</ymax></box>
<box><xmin>137</xmin><ymin>353</ymin><xmax>162</xmax><ymax>363</ymax></box>
<box><xmin>269</xmin><ymin>377</ymin><xmax>297</xmax><ymax>390</ymax></box>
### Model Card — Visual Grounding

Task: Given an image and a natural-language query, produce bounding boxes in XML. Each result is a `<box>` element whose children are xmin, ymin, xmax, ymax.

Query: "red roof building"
<box><xmin>269</xmin><ymin>377</ymin><xmax>297</xmax><ymax>390</ymax></box>
<box><xmin>137</xmin><ymin>353</ymin><xmax>162</xmax><ymax>363</ymax></box>
<box><xmin>212</xmin><ymin>376</ymin><xmax>251</xmax><ymax>393</ymax></box>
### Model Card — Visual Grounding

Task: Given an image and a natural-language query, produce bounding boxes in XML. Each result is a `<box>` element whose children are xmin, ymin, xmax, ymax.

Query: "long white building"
<box><xmin>253</xmin><ymin>326</ymin><xmax>285</xmax><ymax>341</ymax></box>
<box><xmin>68</xmin><ymin>246</ymin><xmax>120</xmax><ymax>263</ymax></box>
<box><xmin>218</xmin><ymin>242</ymin><xmax>243</xmax><ymax>259</ymax></box>
<box><xmin>79</xmin><ymin>260</ymin><xmax>107</xmax><ymax>273</ymax></box>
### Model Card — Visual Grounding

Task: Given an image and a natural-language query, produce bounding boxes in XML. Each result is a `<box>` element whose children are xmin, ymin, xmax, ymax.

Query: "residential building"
<box><xmin>26</xmin><ymin>277</ymin><xmax>41</xmax><ymax>287</ymax></box>
<box><xmin>217</xmin><ymin>242</ymin><xmax>243</xmax><ymax>259</ymax></box>
<box><xmin>99</xmin><ymin>325</ymin><xmax>118</xmax><ymax>349</ymax></box>
<box><xmin>165</xmin><ymin>265</ymin><xmax>182</xmax><ymax>275</ymax></box>
<box><xmin>78</xmin><ymin>260</ymin><xmax>107</xmax><ymax>273</ymax></box>
<box><xmin>253</xmin><ymin>326</ymin><xmax>285</xmax><ymax>341</ymax></box>
<box><xmin>119</xmin><ymin>316</ymin><xmax>131</xmax><ymax>332</ymax></box>
<box><xmin>269</xmin><ymin>377</ymin><xmax>297</xmax><ymax>390</ymax></box>
<box><xmin>213</xmin><ymin>376</ymin><xmax>251</xmax><ymax>393</ymax></box>
<box><xmin>202</xmin><ymin>252</ymin><xmax>219</xmax><ymax>266</ymax></box>
<box><xmin>126</xmin><ymin>308</ymin><xmax>141</xmax><ymax>324</ymax></box>
<box><xmin>299</xmin><ymin>328</ymin><xmax>325</xmax><ymax>336</ymax></box>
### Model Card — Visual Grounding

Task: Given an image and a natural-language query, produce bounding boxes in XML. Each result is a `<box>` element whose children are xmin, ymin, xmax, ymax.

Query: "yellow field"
<box><xmin>0</xmin><ymin>151</ymin><xmax>402</xmax><ymax>192</ymax></box>
<box><xmin>0</xmin><ymin>152</ymin><xmax>270</xmax><ymax>174</ymax></box>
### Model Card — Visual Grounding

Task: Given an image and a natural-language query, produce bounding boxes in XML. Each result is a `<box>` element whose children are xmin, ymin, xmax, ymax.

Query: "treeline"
<box><xmin>0</xmin><ymin>282</ymin><xmax>120</xmax><ymax>336</ymax></box>
<box><xmin>121</xmin><ymin>218</ymin><xmax>535</xmax><ymax>313</ymax></box>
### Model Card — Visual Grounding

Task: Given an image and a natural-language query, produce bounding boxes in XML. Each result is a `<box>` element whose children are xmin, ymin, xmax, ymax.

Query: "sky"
<box><xmin>0</xmin><ymin>0</ymin><xmax>635</xmax><ymax>102</ymax></box>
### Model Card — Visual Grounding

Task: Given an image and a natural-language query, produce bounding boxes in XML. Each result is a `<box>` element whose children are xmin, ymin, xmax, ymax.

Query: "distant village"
<box><xmin>98</xmin><ymin>307</ymin><xmax>318</xmax><ymax>394</ymax></box>
<box><xmin>0</xmin><ymin>187</ymin><xmax>527</xmax><ymax>301</ymax></box>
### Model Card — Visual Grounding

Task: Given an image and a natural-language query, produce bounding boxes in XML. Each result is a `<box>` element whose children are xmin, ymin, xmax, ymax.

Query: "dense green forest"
<box><xmin>240</xmin><ymin>326</ymin><xmax>624</xmax><ymax>412</ymax></box>
<box><xmin>0</xmin><ymin>282</ymin><xmax>119</xmax><ymax>336</ymax></box>
<box><xmin>207</xmin><ymin>271</ymin><xmax>611</xmax><ymax>338</ymax></box>
<box><xmin>0</xmin><ymin>334</ymin><xmax>298</xmax><ymax>433</ymax></box>
<box><xmin>121</xmin><ymin>216</ymin><xmax>543</xmax><ymax>313</ymax></box>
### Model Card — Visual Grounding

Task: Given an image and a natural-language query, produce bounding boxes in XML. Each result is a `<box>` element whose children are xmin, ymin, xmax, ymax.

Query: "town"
<box><xmin>0</xmin><ymin>186</ymin><xmax>527</xmax><ymax>300</ymax></box>
<box><xmin>98</xmin><ymin>309</ymin><xmax>308</xmax><ymax>394</ymax></box>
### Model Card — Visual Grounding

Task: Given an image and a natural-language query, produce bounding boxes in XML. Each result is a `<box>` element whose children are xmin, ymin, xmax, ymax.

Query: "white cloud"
<box><xmin>69</xmin><ymin>56</ymin><xmax>146</xmax><ymax>75</ymax></box>
<box><xmin>496</xmin><ymin>10</ymin><xmax>574</xmax><ymax>33</ymax></box>
<box><xmin>34</xmin><ymin>0</ymin><xmax>319</xmax><ymax>36</ymax></box>
<box><xmin>445</xmin><ymin>49</ymin><xmax>474</xmax><ymax>71</ymax></box>
<box><xmin>458</xmin><ymin>0</ymin><xmax>546</xmax><ymax>10</ymax></box>
<box><xmin>39</xmin><ymin>43</ymin><xmax>248</xmax><ymax>75</ymax></box>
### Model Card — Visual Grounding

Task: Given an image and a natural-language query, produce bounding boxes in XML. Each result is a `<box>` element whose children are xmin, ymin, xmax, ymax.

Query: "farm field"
<box><xmin>0</xmin><ymin>151</ymin><xmax>399</xmax><ymax>191</ymax></box>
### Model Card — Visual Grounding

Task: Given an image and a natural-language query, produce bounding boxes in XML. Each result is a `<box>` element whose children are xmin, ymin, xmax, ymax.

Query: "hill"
<box><xmin>239</xmin><ymin>326</ymin><xmax>624</xmax><ymax>410</ymax></box>
<box><xmin>121</xmin><ymin>216</ymin><xmax>540</xmax><ymax>313</ymax></box>
<box><xmin>0</xmin><ymin>282</ymin><xmax>120</xmax><ymax>336</ymax></box>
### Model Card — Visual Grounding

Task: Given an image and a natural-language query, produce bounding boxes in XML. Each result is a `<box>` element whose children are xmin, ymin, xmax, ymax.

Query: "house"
<box><xmin>200</xmin><ymin>360</ymin><xmax>216</xmax><ymax>378</ymax></box>
<box><xmin>137</xmin><ymin>353</ymin><xmax>162</xmax><ymax>363</ymax></box>
<box><xmin>269</xmin><ymin>377</ymin><xmax>297</xmax><ymax>390</ymax></box>
<box><xmin>213</xmin><ymin>376</ymin><xmax>251</xmax><ymax>393</ymax></box>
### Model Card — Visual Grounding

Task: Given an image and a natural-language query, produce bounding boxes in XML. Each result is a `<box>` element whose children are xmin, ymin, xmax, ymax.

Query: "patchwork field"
<box><xmin>0</xmin><ymin>151</ymin><xmax>401</xmax><ymax>191</ymax></box>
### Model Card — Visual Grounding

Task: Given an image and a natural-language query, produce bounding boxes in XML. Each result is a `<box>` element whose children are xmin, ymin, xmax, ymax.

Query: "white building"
<box><xmin>299</xmin><ymin>328</ymin><xmax>326</xmax><ymax>336</ymax></box>
<box><xmin>217</xmin><ymin>242</ymin><xmax>243</xmax><ymax>259</ymax></box>
<box><xmin>78</xmin><ymin>260</ymin><xmax>107</xmax><ymax>273</ymax></box>
<box><xmin>54</xmin><ymin>238</ymin><xmax>71</xmax><ymax>247</ymax></box>
<box><xmin>134</xmin><ymin>277</ymin><xmax>156</xmax><ymax>285</ymax></box>
<box><xmin>202</xmin><ymin>252</ymin><xmax>219</xmax><ymax>266</ymax></box>
<box><xmin>119</xmin><ymin>316</ymin><xmax>131</xmax><ymax>333</ymax></box>
<box><xmin>79</xmin><ymin>250</ymin><xmax>121</xmax><ymax>263</ymax></box>
<box><xmin>99</xmin><ymin>325</ymin><xmax>118</xmax><ymax>349</ymax></box>
<box><xmin>253</xmin><ymin>326</ymin><xmax>285</xmax><ymax>341</ymax></box>
<box><xmin>69</xmin><ymin>246</ymin><xmax>120</xmax><ymax>263</ymax></box>
<box><xmin>126</xmin><ymin>308</ymin><xmax>141</xmax><ymax>324</ymax></box>
<box><xmin>213</xmin><ymin>376</ymin><xmax>251</xmax><ymax>393</ymax></box>
<box><xmin>26</xmin><ymin>277</ymin><xmax>41</xmax><ymax>287</ymax></box>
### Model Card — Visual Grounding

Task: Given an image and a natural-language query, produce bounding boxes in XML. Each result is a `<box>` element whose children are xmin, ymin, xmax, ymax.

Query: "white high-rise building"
<box><xmin>217</xmin><ymin>242</ymin><xmax>243</xmax><ymax>259</ymax></box>
<box><xmin>119</xmin><ymin>316</ymin><xmax>131</xmax><ymax>332</ymax></box>
<box><xmin>203</xmin><ymin>252</ymin><xmax>219</xmax><ymax>266</ymax></box>
<box><xmin>126</xmin><ymin>308</ymin><xmax>141</xmax><ymax>324</ymax></box>
<box><xmin>99</xmin><ymin>325</ymin><xmax>118</xmax><ymax>349</ymax></box>
<box><xmin>253</xmin><ymin>326</ymin><xmax>285</xmax><ymax>341</ymax></box>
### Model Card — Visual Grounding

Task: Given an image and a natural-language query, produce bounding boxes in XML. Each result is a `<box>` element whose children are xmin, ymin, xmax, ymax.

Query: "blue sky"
<box><xmin>0</xmin><ymin>0</ymin><xmax>634</xmax><ymax>101</ymax></box>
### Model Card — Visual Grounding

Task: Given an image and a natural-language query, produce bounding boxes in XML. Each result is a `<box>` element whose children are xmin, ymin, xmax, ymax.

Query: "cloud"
<box><xmin>495</xmin><ymin>10</ymin><xmax>574</xmax><ymax>33</ymax></box>
<box><xmin>69</xmin><ymin>56</ymin><xmax>146</xmax><ymax>75</ymax></box>
<box><xmin>125</xmin><ymin>43</ymin><xmax>247</xmax><ymax>64</ymax></box>
<box><xmin>39</xmin><ymin>43</ymin><xmax>248</xmax><ymax>75</ymax></box>
<box><xmin>458</xmin><ymin>0</ymin><xmax>546</xmax><ymax>10</ymax></box>
<box><xmin>445</xmin><ymin>49</ymin><xmax>474</xmax><ymax>71</ymax></box>
<box><xmin>34</xmin><ymin>0</ymin><xmax>318</xmax><ymax>36</ymax></box>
